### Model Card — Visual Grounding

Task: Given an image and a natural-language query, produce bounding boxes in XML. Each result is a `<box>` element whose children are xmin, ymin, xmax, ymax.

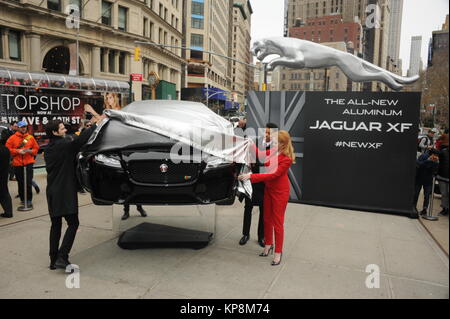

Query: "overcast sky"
<box><xmin>250</xmin><ymin>0</ymin><xmax>449</xmax><ymax>75</ymax></box>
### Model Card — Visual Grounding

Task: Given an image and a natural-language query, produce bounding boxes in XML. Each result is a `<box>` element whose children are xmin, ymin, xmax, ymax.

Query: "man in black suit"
<box><xmin>0</xmin><ymin>143</ymin><xmax>13</xmax><ymax>218</ymax></box>
<box><xmin>44</xmin><ymin>118</ymin><xmax>102</xmax><ymax>270</ymax></box>
<box><xmin>1</xmin><ymin>121</ymin><xmax>18</xmax><ymax>181</ymax></box>
<box><xmin>237</xmin><ymin>122</ymin><xmax>278</xmax><ymax>247</ymax></box>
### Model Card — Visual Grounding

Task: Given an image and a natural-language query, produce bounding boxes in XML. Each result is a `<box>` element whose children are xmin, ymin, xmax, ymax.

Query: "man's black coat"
<box><xmin>44</xmin><ymin>126</ymin><xmax>96</xmax><ymax>217</ymax></box>
<box><xmin>0</xmin><ymin>144</ymin><xmax>10</xmax><ymax>186</ymax></box>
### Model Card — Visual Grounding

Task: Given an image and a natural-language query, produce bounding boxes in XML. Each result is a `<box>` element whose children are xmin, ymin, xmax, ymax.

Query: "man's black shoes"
<box><xmin>258</xmin><ymin>238</ymin><xmax>265</xmax><ymax>248</ymax></box>
<box><xmin>121</xmin><ymin>211</ymin><xmax>130</xmax><ymax>220</ymax></box>
<box><xmin>419</xmin><ymin>209</ymin><xmax>427</xmax><ymax>216</ymax></box>
<box><xmin>239</xmin><ymin>235</ymin><xmax>250</xmax><ymax>245</ymax></box>
<box><xmin>138</xmin><ymin>207</ymin><xmax>147</xmax><ymax>217</ymax></box>
<box><xmin>438</xmin><ymin>208</ymin><xmax>449</xmax><ymax>216</ymax></box>
<box><xmin>0</xmin><ymin>213</ymin><xmax>13</xmax><ymax>218</ymax></box>
<box><xmin>54</xmin><ymin>257</ymin><xmax>71</xmax><ymax>270</ymax></box>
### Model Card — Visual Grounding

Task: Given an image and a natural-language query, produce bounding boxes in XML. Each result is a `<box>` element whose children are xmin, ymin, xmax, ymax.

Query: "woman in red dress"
<box><xmin>239</xmin><ymin>130</ymin><xmax>295</xmax><ymax>266</ymax></box>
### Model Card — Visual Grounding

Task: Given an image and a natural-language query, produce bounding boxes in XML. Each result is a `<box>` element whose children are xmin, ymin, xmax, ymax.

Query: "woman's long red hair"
<box><xmin>277</xmin><ymin>130</ymin><xmax>296</xmax><ymax>163</ymax></box>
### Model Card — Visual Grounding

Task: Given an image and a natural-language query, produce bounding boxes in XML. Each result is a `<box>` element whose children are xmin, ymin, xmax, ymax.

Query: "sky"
<box><xmin>250</xmin><ymin>0</ymin><xmax>449</xmax><ymax>76</ymax></box>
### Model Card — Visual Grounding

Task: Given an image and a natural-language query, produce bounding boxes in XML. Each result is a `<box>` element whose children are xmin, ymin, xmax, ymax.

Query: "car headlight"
<box><xmin>94</xmin><ymin>154</ymin><xmax>122</xmax><ymax>168</ymax></box>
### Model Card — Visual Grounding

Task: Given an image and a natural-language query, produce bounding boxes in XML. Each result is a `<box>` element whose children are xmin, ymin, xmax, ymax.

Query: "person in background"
<box><xmin>418</xmin><ymin>129</ymin><xmax>435</xmax><ymax>153</ymax></box>
<box><xmin>436</xmin><ymin>128</ymin><xmax>449</xmax><ymax>151</ymax></box>
<box><xmin>80</xmin><ymin>120</ymin><xmax>93</xmax><ymax>133</ymax></box>
<box><xmin>0</xmin><ymin>142</ymin><xmax>13</xmax><ymax>218</ymax></box>
<box><xmin>414</xmin><ymin>149</ymin><xmax>440</xmax><ymax>216</ymax></box>
<box><xmin>5</xmin><ymin>121</ymin><xmax>39</xmax><ymax>210</ymax></box>
<box><xmin>437</xmin><ymin>140</ymin><xmax>449</xmax><ymax>216</ymax></box>
<box><xmin>238</xmin><ymin>130</ymin><xmax>295</xmax><ymax>266</ymax></box>
<box><xmin>1</xmin><ymin>121</ymin><xmax>18</xmax><ymax>181</ymax></box>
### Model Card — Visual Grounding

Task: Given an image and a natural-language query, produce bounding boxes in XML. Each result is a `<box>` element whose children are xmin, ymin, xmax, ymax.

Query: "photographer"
<box><xmin>5</xmin><ymin>121</ymin><xmax>39</xmax><ymax>210</ymax></box>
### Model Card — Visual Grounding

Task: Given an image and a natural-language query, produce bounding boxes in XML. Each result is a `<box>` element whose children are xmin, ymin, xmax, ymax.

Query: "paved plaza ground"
<box><xmin>0</xmin><ymin>173</ymin><xmax>448</xmax><ymax>299</ymax></box>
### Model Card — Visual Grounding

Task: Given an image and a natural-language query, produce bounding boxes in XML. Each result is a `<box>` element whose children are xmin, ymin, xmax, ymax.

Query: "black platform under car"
<box><xmin>77</xmin><ymin>101</ymin><xmax>243</xmax><ymax>206</ymax></box>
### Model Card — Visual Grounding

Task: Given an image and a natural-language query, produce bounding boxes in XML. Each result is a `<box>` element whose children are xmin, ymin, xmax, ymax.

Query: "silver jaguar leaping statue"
<box><xmin>252</xmin><ymin>37</ymin><xmax>419</xmax><ymax>91</ymax></box>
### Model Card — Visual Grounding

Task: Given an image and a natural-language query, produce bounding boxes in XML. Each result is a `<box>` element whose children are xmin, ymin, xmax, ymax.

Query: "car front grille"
<box><xmin>128</xmin><ymin>160</ymin><xmax>200</xmax><ymax>184</ymax></box>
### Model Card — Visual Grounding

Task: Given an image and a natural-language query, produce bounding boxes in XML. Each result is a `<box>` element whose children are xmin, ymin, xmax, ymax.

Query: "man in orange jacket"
<box><xmin>5</xmin><ymin>121</ymin><xmax>39</xmax><ymax>210</ymax></box>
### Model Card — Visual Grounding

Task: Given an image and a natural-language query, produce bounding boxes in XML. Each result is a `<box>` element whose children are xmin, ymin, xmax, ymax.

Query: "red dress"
<box><xmin>250</xmin><ymin>153</ymin><xmax>292</xmax><ymax>253</ymax></box>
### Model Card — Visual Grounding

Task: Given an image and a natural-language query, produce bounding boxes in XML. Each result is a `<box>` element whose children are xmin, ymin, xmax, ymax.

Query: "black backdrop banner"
<box><xmin>246</xmin><ymin>91</ymin><xmax>421</xmax><ymax>216</ymax></box>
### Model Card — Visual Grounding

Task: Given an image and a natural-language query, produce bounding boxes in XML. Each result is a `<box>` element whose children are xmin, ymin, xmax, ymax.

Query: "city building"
<box><xmin>0</xmin><ymin>0</ymin><xmax>185</xmax><ymax>100</ymax></box>
<box><xmin>181</xmin><ymin>0</ymin><xmax>235</xmax><ymax>112</ymax></box>
<box><xmin>387</xmin><ymin>0</ymin><xmax>403</xmax><ymax>75</ymax></box>
<box><xmin>231</xmin><ymin>0</ymin><xmax>253</xmax><ymax>110</ymax></box>
<box><xmin>285</xmin><ymin>0</ymin><xmax>393</xmax><ymax>92</ymax></box>
<box><xmin>253</xmin><ymin>61</ymin><xmax>277</xmax><ymax>91</ymax></box>
<box><xmin>407</xmin><ymin>35</ymin><xmax>422</xmax><ymax>77</ymax></box>
<box><xmin>428</xmin><ymin>14</ymin><xmax>449</xmax><ymax>67</ymax></box>
<box><xmin>422</xmin><ymin>15</ymin><xmax>449</xmax><ymax>126</ymax></box>
<box><xmin>443</xmin><ymin>14</ymin><xmax>449</xmax><ymax>31</ymax></box>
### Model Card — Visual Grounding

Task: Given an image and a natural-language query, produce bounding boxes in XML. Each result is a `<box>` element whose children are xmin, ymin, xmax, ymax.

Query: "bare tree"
<box><xmin>422</xmin><ymin>50</ymin><xmax>449</xmax><ymax>128</ymax></box>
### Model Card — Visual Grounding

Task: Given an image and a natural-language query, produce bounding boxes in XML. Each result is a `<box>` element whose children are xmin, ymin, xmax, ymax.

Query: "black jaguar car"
<box><xmin>77</xmin><ymin>100</ymin><xmax>245</xmax><ymax>206</ymax></box>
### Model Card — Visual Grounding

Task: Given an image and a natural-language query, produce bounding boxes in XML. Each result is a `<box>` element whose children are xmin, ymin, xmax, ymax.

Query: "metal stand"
<box><xmin>113</xmin><ymin>204</ymin><xmax>217</xmax><ymax>250</ymax></box>
<box><xmin>18</xmin><ymin>160</ymin><xmax>32</xmax><ymax>212</ymax></box>
<box><xmin>423</xmin><ymin>176</ymin><xmax>439</xmax><ymax>221</ymax></box>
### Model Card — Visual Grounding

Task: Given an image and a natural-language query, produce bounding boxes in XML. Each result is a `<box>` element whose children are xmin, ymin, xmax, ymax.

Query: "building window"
<box><xmin>47</xmin><ymin>0</ymin><xmax>61</xmax><ymax>11</ymax></box>
<box><xmin>119</xmin><ymin>52</ymin><xmax>126</xmax><ymax>74</ymax></box>
<box><xmin>0</xmin><ymin>30</ymin><xmax>3</xmax><ymax>59</ymax></box>
<box><xmin>150</xmin><ymin>22</ymin><xmax>154</xmax><ymax>40</ymax></box>
<box><xmin>108</xmin><ymin>50</ymin><xmax>115</xmax><ymax>73</ymax></box>
<box><xmin>100</xmin><ymin>48</ymin><xmax>105</xmax><ymax>72</ymax></box>
<box><xmin>101</xmin><ymin>1</ymin><xmax>112</xmax><ymax>26</ymax></box>
<box><xmin>192</xmin><ymin>17</ymin><xmax>204</xmax><ymax>29</ymax></box>
<box><xmin>191</xmin><ymin>34</ymin><xmax>203</xmax><ymax>48</ymax></box>
<box><xmin>143</xmin><ymin>17</ymin><xmax>148</xmax><ymax>37</ymax></box>
<box><xmin>8</xmin><ymin>30</ymin><xmax>21</xmax><ymax>61</ymax></box>
<box><xmin>192</xmin><ymin>1</ymin><xmax>204</xmax><ymax>15</ymax></box>
<box><xmin>69</xmin><ymin>0</ymin><xmax>82</xmax><ymax>18</ymax></box>
<box><xmin>159</xmin><ymin>4</ymin><xmax>163</xmax><ymax>16</ymax></box>
<box><xmin>118</xmin><ymin>6</ymin><xmax>128</xmax><ymax>31</ymax></box>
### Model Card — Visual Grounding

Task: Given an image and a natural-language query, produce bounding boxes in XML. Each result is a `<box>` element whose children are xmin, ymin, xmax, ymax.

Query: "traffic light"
<box><xmin>134</xmin><ymin>47</ymin><xmax>141</xmax><ymax>61</ymax></box>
